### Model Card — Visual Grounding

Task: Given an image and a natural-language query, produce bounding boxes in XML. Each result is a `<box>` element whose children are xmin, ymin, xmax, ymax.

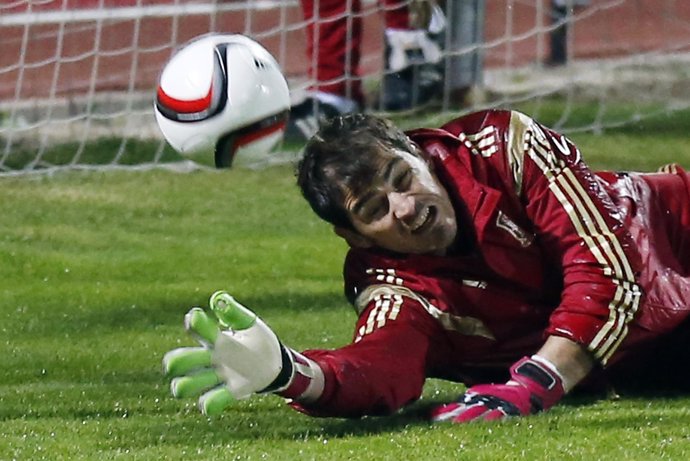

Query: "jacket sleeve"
<box><xmin>289</xmin><ymin>289</ymin><xmax>442</xmax><ymax>418</ymax></box>
<box><xmin>505</xmin><ymin>111</ymin><xmax>643</xmax><ymax>365</ymax></box>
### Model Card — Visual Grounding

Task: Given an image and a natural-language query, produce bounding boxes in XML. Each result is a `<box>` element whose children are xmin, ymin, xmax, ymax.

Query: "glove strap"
<box><xmin>261</xmin><ymin>346</ymin><xmax>325</xmax><ymax>403</ymax></box>
<box><xmin>509</xmin><ymin>355</ymin><xmax>565</xmax><ymax>412</ymax></box>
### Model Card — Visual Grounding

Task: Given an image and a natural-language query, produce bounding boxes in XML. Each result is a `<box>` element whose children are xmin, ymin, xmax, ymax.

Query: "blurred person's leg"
<box><xmin>548</xmin><ymin>0</ymin><xmax>590</xmax><ymax>66</ymax></box>
<box><xmin>548</xmin><ymin>0</ymin><xmax>568</xmax><ymax>66</ymax></box>
<box><xmin>286</xmin><ymin>0</ymin><xmax>363</xmax><ymax>141</ymax></box>
<box><xmin>378</xmin><ymin>0</ymin><xmax>445</xmax><ymax>111</ymax></box>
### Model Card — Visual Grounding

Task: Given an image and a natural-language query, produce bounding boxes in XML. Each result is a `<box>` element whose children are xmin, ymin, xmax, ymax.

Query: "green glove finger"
<box><xmin>170</xmin><ymin>369</ymin><xmax>223</xmax><ymax>398</ymax></box>
<box><xmin>184</xmin><ymin>307</ymin><xmax>220</xmax><ymax>344</ymax></box>
<box><xmin>162</xmin><ymin>347</ymin><xmax>212</xmax><ymax>377</ymax></box>
<box><xmin>199</xmin><ymin>386</ymin><xmax>235</xmax><ymax>416</ymax></box>
<box><xmin>209</xmin><ymin>291</ymin><xmax>257</xmax><ymax>330</ymax></box>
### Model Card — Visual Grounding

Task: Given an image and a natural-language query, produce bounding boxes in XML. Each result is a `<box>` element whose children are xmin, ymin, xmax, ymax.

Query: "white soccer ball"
<box><xmin>154</xmin><ymin>34</ymin><xmax>290</xmax><ymax>168</ymax></box>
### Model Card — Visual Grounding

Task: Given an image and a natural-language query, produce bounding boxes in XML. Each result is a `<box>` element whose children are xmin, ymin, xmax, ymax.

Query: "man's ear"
<box><xmin>334</xmin><ymin>226</ymin><xmax>373</xmax><ymax>249</ymax></box>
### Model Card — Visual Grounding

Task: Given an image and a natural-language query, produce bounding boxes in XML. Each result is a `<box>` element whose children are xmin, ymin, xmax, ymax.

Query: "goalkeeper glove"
<box><xmin>431</xmin><ymin>356</ymin><xmax>565</xmax><ymax>423</ymax></box>
<box><xmin>385</xmin><ymin>28</ymin><xmax>442</xmax><ymax>72</ymax></box>
<box><xmin>385</xmin><ymin>0</ymin><xmax>445</xmax><ymax>72</ymax></box>
<box><xmin>162</xmin><ymin>291</ymin><xmax>324</xmax><ymax>415</ymax></box>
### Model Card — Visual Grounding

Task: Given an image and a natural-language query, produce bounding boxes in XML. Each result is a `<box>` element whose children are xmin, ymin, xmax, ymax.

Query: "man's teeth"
<box><xmin>411</xmin><ymin>207</ymin><xmax>430</xmax><ymax>231</ymax></box>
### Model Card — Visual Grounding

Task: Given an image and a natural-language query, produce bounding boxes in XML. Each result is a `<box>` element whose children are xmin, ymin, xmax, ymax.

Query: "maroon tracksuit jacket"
<box><xmin>295</xmin><ymin>110</ymin><xmax>690</xmax><ymax>417</ymax></box>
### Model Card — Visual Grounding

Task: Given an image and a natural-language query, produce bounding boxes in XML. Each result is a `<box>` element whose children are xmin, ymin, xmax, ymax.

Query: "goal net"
<box><xmin>2</xmin><ymin>0</ymin><xmax>690</xmax><ymax>175</ymax></box>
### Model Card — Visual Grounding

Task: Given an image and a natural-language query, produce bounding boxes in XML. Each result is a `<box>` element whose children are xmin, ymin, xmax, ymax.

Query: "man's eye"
<box><xmin>393</xmin><ymin>170</ymin><xmax>412</xmax><ymax>191</ymax></box>
<box><xmin>364</xmin><ymin>197</ymin><xmax>388</xmax><ymax>221</ymax></box>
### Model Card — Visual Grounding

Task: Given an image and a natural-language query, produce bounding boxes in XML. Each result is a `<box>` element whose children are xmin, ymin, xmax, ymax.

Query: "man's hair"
<box><xmin>296</xmin><ymin>113</ymin><xmax>420</xmax><ymax>229</ymax></box>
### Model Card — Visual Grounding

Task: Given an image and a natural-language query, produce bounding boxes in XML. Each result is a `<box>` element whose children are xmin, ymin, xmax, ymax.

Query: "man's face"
<box><xmin>341</xmin><ymin>148</ymin><xmax>457</xmax><ymax>255</ymax></box>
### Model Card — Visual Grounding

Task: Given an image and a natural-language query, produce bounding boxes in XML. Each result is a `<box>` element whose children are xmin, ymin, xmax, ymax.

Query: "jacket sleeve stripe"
<box><xmin>555</xmin><ymin>169</ymin><xmax>642</xmax><ymax>362</ymax></box>
<box><xmin>530</xmin><ymin>127</ymin><xmax>632</xmax><ymax>280</ymax></box>
<box><xmin>355</xmin><ymin>291</ymin><xmax>403</xmax><ymax>342</ymax></box>
<box><xmin>354</xmin><ymin>284</ymin><xmax>495</xmax><ymax>340</ymax></box>
<box><xmin>507</xmin><ymin>112</ymin><xmax>529</xmax><ymax>195</ymax></box>
<box><xmin>562</xmin><ymin>167</ymin><xmax>634</xmax><ymax>280</ymax></box>
<box><xmin>516</xmin><ymin>114</ymin><xmax>641</xmax><ymax>364</ymax></box>
<box><xmin>591</xmin><ymin>282</ymin><xmax>640</xmax><ymax>363</ymax></box>
<box><xmin>555</xmin><ymin>165</ymin><xmax>628</xmax><ymax>279</ymax></box>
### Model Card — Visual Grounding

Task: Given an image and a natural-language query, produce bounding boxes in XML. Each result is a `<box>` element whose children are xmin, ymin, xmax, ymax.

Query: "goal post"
<box><xmin>2</xmin><ymin>0</ymin><xmax>690</xmax><ymax>174</ymax></box>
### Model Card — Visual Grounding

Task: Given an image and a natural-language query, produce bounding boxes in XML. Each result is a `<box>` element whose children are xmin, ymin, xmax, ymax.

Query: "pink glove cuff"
<box><xmin>509</xmin><ymin>355</ymin><xmax>565</xmax><ymax>412</ymax></box>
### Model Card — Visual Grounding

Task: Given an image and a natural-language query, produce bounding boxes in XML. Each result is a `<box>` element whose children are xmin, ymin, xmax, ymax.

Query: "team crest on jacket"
<box><xmin>495</xmin><ymin>211</ymin><xmax>534</xmax><ymax>247</ymax></box>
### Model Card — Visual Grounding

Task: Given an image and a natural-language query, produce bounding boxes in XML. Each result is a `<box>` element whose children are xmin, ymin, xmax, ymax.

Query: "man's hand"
<box><xmin>431</xmin><ymin>356</ymin><xmax>565</xmax><ymax>423</ymax></box>
<box><xmin>162</xmin><ymin>291</ymin><xmax>324</xmax><ymax>415</ymax></box>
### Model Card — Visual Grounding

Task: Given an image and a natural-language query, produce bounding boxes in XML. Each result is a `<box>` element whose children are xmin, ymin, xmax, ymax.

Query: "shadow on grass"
<box><xmin>150</xmin><ymin>404</ymin><xmax>437</xmax><ymax>445</ymax></box>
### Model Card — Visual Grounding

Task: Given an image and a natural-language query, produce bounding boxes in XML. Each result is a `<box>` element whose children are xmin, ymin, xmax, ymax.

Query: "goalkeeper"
<box><xmin>164</xmin><ymin>110</ymin><xmax>690</xmax><ymax>422</ymax></box>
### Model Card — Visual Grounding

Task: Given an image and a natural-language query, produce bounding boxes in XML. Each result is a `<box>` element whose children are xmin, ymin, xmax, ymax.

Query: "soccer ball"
<box><xmin>154</xmin><ymin>34</ymin><xmax>290</xmax><ymax>168</ymax></box>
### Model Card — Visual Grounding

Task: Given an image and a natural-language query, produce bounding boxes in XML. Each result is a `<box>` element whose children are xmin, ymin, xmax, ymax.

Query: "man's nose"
<box><xmin>389</xmin><ymin>192</ymin><xmax>415</xmax><ymax>220</ymax></box>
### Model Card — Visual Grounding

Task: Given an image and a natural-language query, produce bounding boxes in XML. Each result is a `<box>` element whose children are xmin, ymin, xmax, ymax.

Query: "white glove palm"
<box><xmin>163</xmin><ymin>291</ymin><xmax>323</xmax><ymax>415</ymax></box>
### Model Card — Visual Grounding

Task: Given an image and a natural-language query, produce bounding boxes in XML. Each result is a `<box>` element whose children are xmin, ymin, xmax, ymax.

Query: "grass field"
<box><xmin>3</xmin><ymin>110</ymin><xmax>690</xmax><ymax>460</ymax></box>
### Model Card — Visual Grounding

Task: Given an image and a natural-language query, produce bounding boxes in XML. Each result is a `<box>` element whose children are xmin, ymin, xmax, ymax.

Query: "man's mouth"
<box><xmin>410</xmin><ymin>206</ymin><xmax>434</xmax><ymax>233</ymax></box>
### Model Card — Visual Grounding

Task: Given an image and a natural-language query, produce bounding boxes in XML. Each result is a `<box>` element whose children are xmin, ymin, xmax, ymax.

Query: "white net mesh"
<box><xmin>2</xmin><ymin>0</ymin><xmax>690</xmax><ymax>175</ymax></box>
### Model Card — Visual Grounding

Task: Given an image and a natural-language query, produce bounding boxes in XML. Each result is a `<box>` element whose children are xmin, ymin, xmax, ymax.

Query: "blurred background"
<box><xmin>2</xmin><ymin>0</ymin><xmax>690</xmax><ymax>173</ymax></box>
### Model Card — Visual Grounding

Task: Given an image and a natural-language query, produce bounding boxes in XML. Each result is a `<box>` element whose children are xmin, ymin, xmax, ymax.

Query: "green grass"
<box><xmin>3</xmin><ymin>110</ymin><xmax>690</xmax><ymax>460</ymax></box>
